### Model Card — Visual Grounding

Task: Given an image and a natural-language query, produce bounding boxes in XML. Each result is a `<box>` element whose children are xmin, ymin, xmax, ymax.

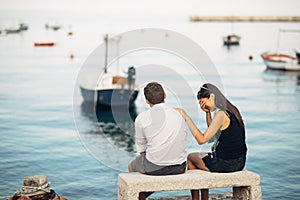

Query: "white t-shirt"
<box><xmin>135</xmin><ymin>103</ymin><xmax>187</xmax><ymax>166</ymax></box>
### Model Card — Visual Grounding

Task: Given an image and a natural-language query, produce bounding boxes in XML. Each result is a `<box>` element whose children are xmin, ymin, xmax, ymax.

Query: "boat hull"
<box><xmin>5</xmin><ymin>28</ymin><xmax>21</xmax><ymax>34</ymax></box>
<box><xmin>34</xmin><ymin>42</ymin><xmax>55</xmax><ymax>46</ymax></box>
<box><xmin>80</xmin><ymin>87</ymin><xmax>139</xmax><ymax>107</ymax></box>
<box><xmin>223</xmin><ymin>35</ymin><xmax>240</xmax><ymax>46</ymax></box>
<box><xmin>223</xmin><ymin>40</ymin><xmax>239</xmax><ymax>46</ymax></box>
<box><xmin>261</xmin><ymin>53</ymin><xmax>300</xmax><ymax>71</ymax></box>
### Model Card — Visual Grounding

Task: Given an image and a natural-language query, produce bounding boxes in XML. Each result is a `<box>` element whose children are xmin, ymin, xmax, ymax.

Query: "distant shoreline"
<box><xmin>190</xmin><ymin>16</ymin><xmax>300</xmax><ymax>22</ymax></box>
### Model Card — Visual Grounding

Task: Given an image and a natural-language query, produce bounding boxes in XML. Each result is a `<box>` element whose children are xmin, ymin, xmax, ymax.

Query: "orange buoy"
<box><xmin>70</xmin><ymin>53</ymin><xmax>74</xmax><ymax>59</ymax></box>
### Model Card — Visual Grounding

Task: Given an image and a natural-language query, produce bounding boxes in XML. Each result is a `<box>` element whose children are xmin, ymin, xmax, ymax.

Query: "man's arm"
<box><xmin>135</xmin><ymin>119</ymin><xmax>146</xmax><ymax>154</ymax></box>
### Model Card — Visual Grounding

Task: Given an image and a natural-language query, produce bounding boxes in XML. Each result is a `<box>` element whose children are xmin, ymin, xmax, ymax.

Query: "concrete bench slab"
<box><xmin>118</xmin><ymin>170</ymin><xmax>261</xmax><ymax>200</ymax></box>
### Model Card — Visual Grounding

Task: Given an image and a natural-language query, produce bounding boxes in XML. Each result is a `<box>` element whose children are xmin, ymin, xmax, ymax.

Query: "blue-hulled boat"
<box><xmin>80</xmin><ymin>34</ymin><xmax>139</xmax><ymax>107</ymax></box>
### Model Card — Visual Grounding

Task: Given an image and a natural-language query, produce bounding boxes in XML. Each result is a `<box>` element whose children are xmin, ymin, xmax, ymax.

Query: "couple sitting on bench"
<box><xmin>128</xmin><ymin>82</ymin><xmax>247</xmax><ymax>200</ymax></box>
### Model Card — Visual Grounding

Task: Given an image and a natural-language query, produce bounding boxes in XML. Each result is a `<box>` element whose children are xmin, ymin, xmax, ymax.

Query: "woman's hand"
<box><xmin>174</xmin><ymin>108</ymin><xmax>189</xmax><ymax>121</ymax></box>
<box><xmin>200</xmin><ymin>100</ymin><xmax>210</xmax><ymax>113</ymax></box>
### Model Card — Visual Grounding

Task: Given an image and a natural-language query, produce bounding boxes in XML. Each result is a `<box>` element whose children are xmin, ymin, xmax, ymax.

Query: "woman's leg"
<box><xmin>201</xmin><ymin>189</ymin><xmax>209</xmax><ymax>200</ymax></box>
<box><xmin>188</xmin><ymin>153</ymin><xmax>210</xmax><ymax>171</ymax></box>
<box><xmin>188</xmin><ymin>153</ymin><xmax>210</xmax><ymax>200</ymax></box>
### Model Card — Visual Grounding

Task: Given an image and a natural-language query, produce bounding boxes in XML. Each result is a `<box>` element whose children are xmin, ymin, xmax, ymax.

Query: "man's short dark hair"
<box><xmin>144</xmin><ymin>82</ymin><xmax>165</xmax><ymax>104</ymax></box>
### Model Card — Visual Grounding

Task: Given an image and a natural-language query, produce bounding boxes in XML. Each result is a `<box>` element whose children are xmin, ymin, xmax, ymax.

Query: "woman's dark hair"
<box><xmin>144</xmin><ymin>82</ymin><xmax>165</xmax><ymax>104</ymax></box>
<box><xmin>197</xmin><ymin>83</ymin><xmax>244</xmax><ymax>128</ymax></box>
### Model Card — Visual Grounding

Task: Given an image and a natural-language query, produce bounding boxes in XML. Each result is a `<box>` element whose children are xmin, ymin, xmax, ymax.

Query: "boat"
<box><xmin>261</xmin><ymin>52</ymin><xmax>300</xmax><ymax>71</ymax></box>
<box><xmin>4</xmin><ymin>27</ymin><xmax>21</xmax><ymax>34</ymax></box>
<box><xmin>3</xmin><ymin>23</ymin><xmax>29</xmax><ymax>34</ymax></box>
<box><xmin>19</xmin><ymin>23</ymin><xmax>29</xmax><ymax>31</ymax></box>
<box><xmin>34</xmin><ymin>42</ymin><xmax>55</xmax><ymax>46</ymax></box>
<box><xmin>223</xmin><ymin>21</ymin><xmax>241</xmax><ymax>46</ymax></box>
<box><xmin>285</xmin><ymin>62</ymin><xmax>300</xmax><ymax>71</ymax></box>
<box><xmin>261</xmin><ymin>29</ymin><xmax>300</xmax><ymax>71</ymax></box>
<box><xmin>0</xmin><ymin>29</ymin><xmax>6</xmax><ymax>36</ymax></box>
<box><xmin>295</xmin><ymin>49</ymin><xmax>300</xmax><ymax>60</ymax></box>
<box><xmin>80</xmin><ymin>34</ymin><xmax>139</xmax><ymax>107</ymax></box>
<box><xmin>223</xmin><ymin>34</ymin><xmax>240</xmax><ymax>46</ymax></box>
<box><xmin>45</xmin><ymin>23</ymin><xmax>61</xmax><ymax>31</ymax></box>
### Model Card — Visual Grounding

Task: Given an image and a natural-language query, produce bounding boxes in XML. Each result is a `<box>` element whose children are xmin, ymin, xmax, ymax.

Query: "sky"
<box><xmin>0</xmin><ymin>0</ymin><xmax>300</xmax><ymax>17</ymax></box>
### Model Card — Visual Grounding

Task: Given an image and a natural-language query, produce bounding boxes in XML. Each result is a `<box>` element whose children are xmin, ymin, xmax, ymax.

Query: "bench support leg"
<box><xmin>233</xmin><ymin>185</ymin><xmax>262</xmax><ymax>200</ymax></box>
<box><xmin>118</xmin><ymin>181</ymin><xmax>140</xmax><ymax>200</ymax></box>
<box><xmin>139</xmin><ymin>192</ymin><xmax>153</xmax><ymax>200</ymax></box>
<box><xmin>118</xmin><ymin>189</ymin><xmax>139</xmax><ymax>200</ymax></box>
<box><xmin>138</xmin><ymin>192</ymin><xmax>146</xmax><ymax>200</ymax></box>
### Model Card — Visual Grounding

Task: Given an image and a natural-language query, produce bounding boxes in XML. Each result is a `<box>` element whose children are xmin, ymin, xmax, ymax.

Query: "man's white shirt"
<box><xmin>135</xmin><ymin>103</ymin><xmax>187</xmax><ymax>166</ymax></box>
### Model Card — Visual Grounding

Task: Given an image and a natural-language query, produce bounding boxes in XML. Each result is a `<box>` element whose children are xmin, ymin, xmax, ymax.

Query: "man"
<box><xmin>127</xmin><ymin>66</ymin><xmax>136</xmax><ymax>90</ymax></box>
<box><xmin>128</xmin><ymin>82</ymin><xmax>187</xmax><ymax>176</ymax></box>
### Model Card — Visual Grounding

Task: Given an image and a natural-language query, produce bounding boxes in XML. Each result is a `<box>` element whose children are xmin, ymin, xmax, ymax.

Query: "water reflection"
<box><xmin>80</xmin><ymin>102</ymin><xmax>138</xmax><ymax>152</ymax></box>
<box><xmin>263</xmin><ymin>69</ymin><xmax>300</xmax><ymax>86</ymax></box>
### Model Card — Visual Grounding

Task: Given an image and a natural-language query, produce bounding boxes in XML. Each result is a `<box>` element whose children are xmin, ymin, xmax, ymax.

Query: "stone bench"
<box><xmin>118</xmin><ymin>170</ymin><xmax>262</xmax><ymax>200</ymax></box>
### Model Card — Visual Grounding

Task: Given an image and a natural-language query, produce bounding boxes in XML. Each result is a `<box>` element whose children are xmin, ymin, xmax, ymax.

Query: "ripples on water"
<box><xmin>1</xmin><ymin>13</ymin><xmax>300</xmax><ymax>199</ymax></box>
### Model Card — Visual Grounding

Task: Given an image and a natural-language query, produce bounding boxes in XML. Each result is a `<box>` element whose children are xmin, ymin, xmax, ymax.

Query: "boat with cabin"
<box><xmin>261</xmin><ymin>29</ymin><xmax>300</xmax><ymax>71</ymax></box>
<box><xmin>80</xmin><ymin>34</ymin><xmax>139</xmax><ymax>107</ymax></box>
<box><xmin>3</xmin><ymin>23</ymin><xmax>29</xmax><ymax>34</ymax></box>
<box><xmin>261</xmin><ymin>52</ymin><xmax>300</xmax><ymax>71</ymax></box>
<box><xmin>45</xmin><ymin>23</ymin><xmax>61</xmax><ymax>31</ymax></box>
<box><xmin>223</xmin><ymin>22</ymin><xmax>241</xmax><ymax>46</ymax></box>
<box><xmin>223</xmin><ymin>34</ymin><xmax>241</xmax><ymax>46</ymax></box>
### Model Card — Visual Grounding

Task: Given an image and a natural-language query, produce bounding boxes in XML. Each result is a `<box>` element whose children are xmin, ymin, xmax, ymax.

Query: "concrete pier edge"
<box><xmin>190</xmin><ymin>15</ymin><xmax>300</xmax><ymax>22</ymax></box>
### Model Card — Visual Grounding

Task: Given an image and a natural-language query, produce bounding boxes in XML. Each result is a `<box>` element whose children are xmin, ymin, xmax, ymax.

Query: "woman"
<box><xmin>176</xmin><ymin>83</ymin><xmax>247</xmax><ymax>200</ymax></box>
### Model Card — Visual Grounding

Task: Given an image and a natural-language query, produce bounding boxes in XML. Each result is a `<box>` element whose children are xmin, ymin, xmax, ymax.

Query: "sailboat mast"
<box><xmin>275</xmin><ymin>29</ymin><xmax>281</xmax><ymax>54</ymax></box>
<box><xmin>104</xmin><ymin>34</ymin><xmax>108</xmax><ymax>73</ymax></box>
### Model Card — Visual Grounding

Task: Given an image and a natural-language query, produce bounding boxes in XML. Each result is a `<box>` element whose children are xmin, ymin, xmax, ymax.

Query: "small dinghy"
<box><xmin>34</xmin><ymin>42</ymin><xmax>55</xmax><ymax>47</ymax></box>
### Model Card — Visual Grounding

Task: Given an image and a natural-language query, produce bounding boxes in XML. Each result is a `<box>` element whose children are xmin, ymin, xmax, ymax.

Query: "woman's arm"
<box><xmin>206</xmin><ymin>112</ymin><xmax>212</xmax><ymax>127</ymax></box>
<box><xmin>200</xmin><ymin>100</ymin><xmax>212</xmax><ymax>127</ymax></box>
<box><xmin>175</xmin><ymin>108</ymin><xmax>225</xmax><ymax>144</ymax></box>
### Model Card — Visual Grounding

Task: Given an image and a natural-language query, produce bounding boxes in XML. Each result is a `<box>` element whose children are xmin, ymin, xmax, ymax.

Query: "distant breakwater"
<box><xmin>190</xmin><ymin>16</ymin><xmax>300</xmax><ymax>22</ymax></box>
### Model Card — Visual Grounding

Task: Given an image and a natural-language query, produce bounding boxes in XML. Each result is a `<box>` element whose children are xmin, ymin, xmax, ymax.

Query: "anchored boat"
<box><xmin>223</xmin><ymin>34</ymin><xmax>241</xmax><ymax>46</ymax></box>
<box><xmin>261</xmin><ymin>29</ymin><xmax>300</xmax><ymax>71</ymax></box>
<box><xmin>80</xmin><ymin>34</ymin><xmax>139</xmax><ymax>107</ymax></box>
<box><xmin>261</xmin><ymin>52</ymin><xmax>300</xmax><ymax>71</ymax></box>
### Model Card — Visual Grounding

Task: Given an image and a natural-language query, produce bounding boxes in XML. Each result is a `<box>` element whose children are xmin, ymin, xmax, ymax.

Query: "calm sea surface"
<box><xmin>0</xmin><ymin>10</ymin><xmax>300</xmax><ymax>199</ymax></box>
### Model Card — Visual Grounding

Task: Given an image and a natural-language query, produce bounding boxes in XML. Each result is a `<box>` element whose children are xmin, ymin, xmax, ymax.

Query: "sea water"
<box><xmin>0</xmin><ymin>9</ymin><xmax>300</xmax><ymax>199</ymax></box>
